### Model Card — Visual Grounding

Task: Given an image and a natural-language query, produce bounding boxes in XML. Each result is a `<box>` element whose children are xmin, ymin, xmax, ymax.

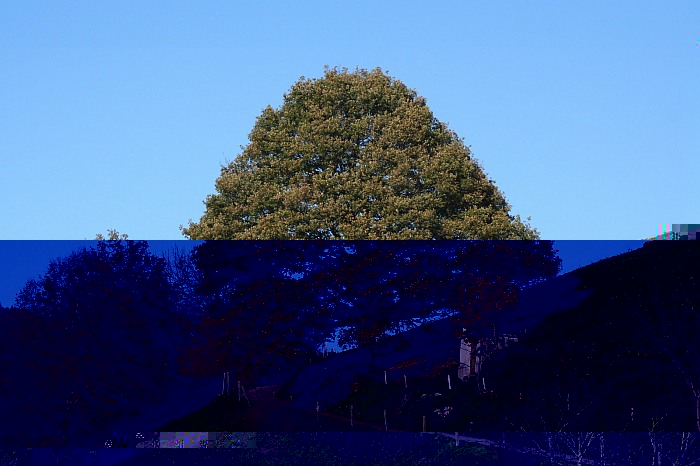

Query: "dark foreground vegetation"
<box><xmin>147</xmin><ymin>241</ymin><xmax>700</xmax><ymax>465</ymax></box>
<box><xmin>7</xmin><ymin>430</ymin><xmax>699</xmax><ymax>466</ymax></box>
<box><xmin>1</xmin><ymin>239</ymin><xmax>698</xmax><ymax>465</ymax></box>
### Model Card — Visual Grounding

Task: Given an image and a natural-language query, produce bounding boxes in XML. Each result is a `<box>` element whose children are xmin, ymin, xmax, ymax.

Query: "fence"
<box><xmin>303</xmin><ymin>364</ymin><xmax>470</xmax><ymax>432</ymax></box>
<box><xmin>218</xmin><ymin>367</ymin><xmax>641</xmax><ymax>436</ymax></box>
<box><xmin>220</xmin><ymin>372</ymin><xmax>250</xmax><ymax>406</ymax></box>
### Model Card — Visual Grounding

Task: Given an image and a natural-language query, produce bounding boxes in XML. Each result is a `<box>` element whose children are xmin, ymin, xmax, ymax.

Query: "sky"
<box><xmin>1</xmin><ymin>1</ymin><xmax>698</xmax><ymax>242</ymax></box>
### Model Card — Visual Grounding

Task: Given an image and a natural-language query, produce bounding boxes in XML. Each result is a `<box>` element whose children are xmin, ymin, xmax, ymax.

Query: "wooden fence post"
<box><xmin>384</xmin><ymin>410</ymin><xmax>387</xmax><ymax>431</ymax></box>
<box><xmin>384</xmin><ymin>371</ymin><xmax>387</xmax><ymax>385</ymax></box>
<box><xmin>240</xmin><ymin>384</ymin><xmax>250</xmax><ymax>407</ymax></box>
<box><xmin>404</xmin><ymin>375</ymin><xmax>407</xmax><ymax>389</ymax></box>
<box><xmin>350</xmin><ymin>405</ymin><xmax>353</xmax><ymax>427</ymax></box>
<box><xmin>423</xmin><ymin>416</ymin><xmax>426</xmax><ymax>432</ymax></box>
<box><xmin>316</xmin><ymin>402</ymin><xmax>320</xmax><ymax>422</ymax></box>
<box><xmin>448</xmin><ymin>375</ymin><xmax>451</xmax><ymax>390</ymax></box>
<box><xmin>238</xmin><ymin>380</ymin><xmax>241</xmax><ymax>402</ymax></box>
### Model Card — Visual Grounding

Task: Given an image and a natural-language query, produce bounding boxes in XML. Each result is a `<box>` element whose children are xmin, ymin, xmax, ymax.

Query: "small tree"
<box><xmin>10</xmin><ymin>237</ymin><xmax>184</xmax><ymax>444</ymax></box>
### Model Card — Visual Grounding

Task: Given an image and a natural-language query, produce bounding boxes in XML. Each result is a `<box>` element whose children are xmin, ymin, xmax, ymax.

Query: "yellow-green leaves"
<box><xmin>182</xmin><ymin>66</ymin><xmax>539</xmax><ymax>240</ymax></box>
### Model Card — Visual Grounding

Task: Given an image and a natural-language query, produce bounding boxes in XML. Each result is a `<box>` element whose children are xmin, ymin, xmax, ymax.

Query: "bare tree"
<box><xmin>632</xmin><ymin>290</ymin><xmax>700</xmax><ymax>432</ymax></box>
<box><xmin>503</xmin><ymin>389</ymin><xmax>599</xmax><ymax>465</ymax></box>
<box><xmin>664</xmin><ymin>432</ymin><xmax>700</xmax><ymax>466</ymax></box>
<box><xmin>647</xmin><ymin>429</ymin><xmax>700</xmax><ymax>466</ymax></box>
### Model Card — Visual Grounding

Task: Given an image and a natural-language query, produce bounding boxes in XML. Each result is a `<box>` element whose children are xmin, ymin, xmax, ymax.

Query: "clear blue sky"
<box><xmin>1</xmin><ymin>1</ymin><xmax>698</xmax><ymax>241</ymax></box>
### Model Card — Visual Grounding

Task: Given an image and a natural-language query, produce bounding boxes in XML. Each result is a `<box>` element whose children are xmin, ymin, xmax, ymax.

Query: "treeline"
<box><xmin>0</xmin><ymin>238</ymin><xmax>560</xmax><ymax>448</ymax></box>
<box><xmin>481</xmin><ymin>241</ymin><xmax>700</xmax><ymax>434</ymax></box>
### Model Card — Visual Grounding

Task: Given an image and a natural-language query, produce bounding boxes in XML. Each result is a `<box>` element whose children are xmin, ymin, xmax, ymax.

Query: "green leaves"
<box><xmin>183</xmin><ymin>66</ymin><xmax>539</xmax><ymax>240</ymax></box>
<box><xmin>94</xmin><ymin>228</ymin><xmax>129</xmax><ymax>240</ymax></box>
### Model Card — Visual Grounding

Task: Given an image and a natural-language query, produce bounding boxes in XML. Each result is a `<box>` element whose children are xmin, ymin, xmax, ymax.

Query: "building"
<box><xmin>458</xmin><ymin>327</ymin><xmax>518</xmax><ymax>381</ymax></box>
<box><xmin>645</xmin><ymin>224</ymin><xmax>700</xmax><ymax>241</ymax></box>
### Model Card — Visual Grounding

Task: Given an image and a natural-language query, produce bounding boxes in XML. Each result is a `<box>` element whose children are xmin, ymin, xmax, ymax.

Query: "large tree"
<box><xmin>183</xmin><ymin>241</ymin><xmax>343</xmax><ymax>383</ymax></box>
<box><xmin>311</xmin><ymin>240</ymin><xmax>561</xmax><ymax>350</ymax></box>
<box><xmin>186</xmin><ymin>240</ymin><xmax>560</xmax><ymax>384</ymax></box>
<box><xmin>182</xmin><ymin>66</ymin><xmax>539</xmax><ymax>240</ymax></box>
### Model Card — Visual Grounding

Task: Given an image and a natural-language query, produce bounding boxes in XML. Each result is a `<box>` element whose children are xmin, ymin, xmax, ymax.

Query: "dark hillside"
<box><xmin>156</xmin><ymin>242</ymin><xmax>700</xmax><ymax>435</ymax></box>
<box><xmin>268</xmin><ymin>241</ymin><xmax>700</xmax><ymax>434</ymax></box>
<box><xmin>274</xmin><ymin>268</ymin><xmax>595</xmax><ymax>414</ymax></box>
<box><xmin>483</xmin><ymin>241</ymin><xmax>700</xmax><ymax>432</ymax></box>
<box><xmin>141</xmin><ymin>242</ymin><xmax>700</xmax><ymax>464</ymax></box>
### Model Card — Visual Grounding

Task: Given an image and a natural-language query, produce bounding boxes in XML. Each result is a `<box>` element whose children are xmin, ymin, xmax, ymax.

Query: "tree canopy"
<box><xmin>185</xmin><ymin>241</ymin><xmax>342</xmax><ymax>383</ymax></box>
<box><xmin>188</xmin><ymin>239</ymin><xmax>561</xmax><ymax>382</ymax></box>
<box><xmin>182</xmin><ymin>66</ymin><xmax>539</xmax><ymax>240</ymax></box>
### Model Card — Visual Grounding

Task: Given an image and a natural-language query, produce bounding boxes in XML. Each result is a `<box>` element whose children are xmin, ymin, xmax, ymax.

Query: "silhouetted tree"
<box><xmin>322</xmin><ymin>240</ymin><xmax>561</xmax><ymax>352</ymax></box>
<box><xmin>188</xmin><ymin>240</ymin><xmax>561</xmax><ymax>384</ymax></box>
<box><xmin>186</xmin><ymin>241</ymin><xmax>341</xmax><ymax>384</ymax></box>
<box><xmin>9</xmin><ymin>237</ymin><xmax>184</xmax><ymax>445</ymax></box>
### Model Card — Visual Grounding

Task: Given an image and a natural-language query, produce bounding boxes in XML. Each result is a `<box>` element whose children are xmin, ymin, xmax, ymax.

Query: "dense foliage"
<box><xmin>188</xmin><ymin>240</ymin><xmax>561</xmax><ymax>383</ymax></box>
<box><xmin>2</xmin><ymin>238</ymin><xmax>196</xmax><ymax>446</ymax></box>
<box><xmin>182</xmin><ymin>66</ymin><xmax>539</xmax><ymax>240</ymax></box>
